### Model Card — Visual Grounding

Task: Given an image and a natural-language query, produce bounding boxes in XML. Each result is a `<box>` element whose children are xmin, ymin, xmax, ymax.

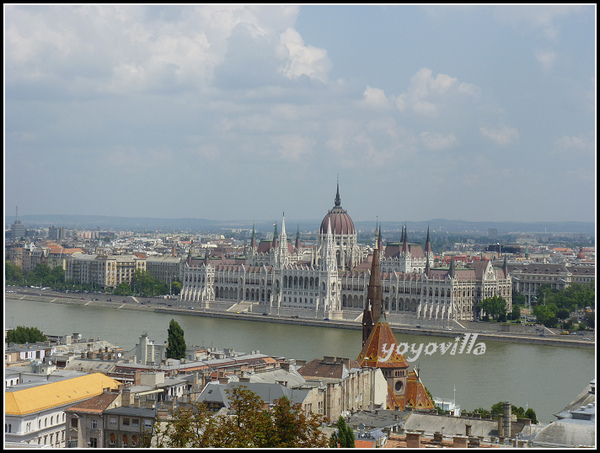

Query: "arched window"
<box><xmin>132</xmin><ymin>435</ymin><xmax>138</xmax><ymax>447</ymax></box>
<box><xmin>110</xmin><ymin>434</ymin><xmax>115</xmax><ymax>446</ymax></box>
<box><xmin>123</xmin><ymin>434</ymin><xmax>128</xmax><ymax>447</ymax></box>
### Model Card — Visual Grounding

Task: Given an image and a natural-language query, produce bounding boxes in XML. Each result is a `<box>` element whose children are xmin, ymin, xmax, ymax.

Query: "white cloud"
<box><xmin>419</xmin><ymin>131</ymin><xmax>458</xmax><ymax>151</ymax></box>
<box><xmin>360</xmin><ymin>86</ymin><xmax>391</xmax><ymax>109</ymax></box>
<box><xmin>552</xmin><ymin>134</ymin><xmax>594</xmax><ymax>157</ymax></box>
<box><xmin>272</xmin><ymin>134</ymin><xmax>315</xmax><ymax>161</ymax></box>
<box><xmin>479</xmin><ymin>125</ymin><xmax>520</xmax><ymax>146</ymax></box>
<box><xmin>277</xmin><ymin>28</ymin><xmax>331</xmax><ymax>82</ymax></box>
<box><xmin>534</xmin><ymin>49</ymin><xmax>557</xmax><ymax>72</ymax></box>
<box><xmin>494</xmin><ymin>5</ymin><xmax>587</xmax><ymax>41</ymax></box>
<box><xmin>395</xmin><ymin>68</ymin><xmax>480</xmax><ymax>117</ymax></box>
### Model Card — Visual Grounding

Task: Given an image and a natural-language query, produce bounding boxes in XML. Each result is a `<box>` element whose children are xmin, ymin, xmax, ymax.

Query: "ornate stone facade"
<box><xmin>180</xmin><ymin>184</ymin><xmax>512</xmax><ymax>323</ymax></box>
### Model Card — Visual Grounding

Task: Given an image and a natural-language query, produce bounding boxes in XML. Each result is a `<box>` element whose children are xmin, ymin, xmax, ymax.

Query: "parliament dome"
<box><xmin>320</xmin><ymin>184</ymin><xmax>355</xmax><ymax>236</ymax></box>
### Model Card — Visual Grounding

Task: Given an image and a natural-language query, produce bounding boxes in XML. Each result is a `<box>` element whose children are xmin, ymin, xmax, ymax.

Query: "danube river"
<box><xmin>5</xmin><ymin>298</ymin><xmax>595</xmax><ymax>425</ymax></box>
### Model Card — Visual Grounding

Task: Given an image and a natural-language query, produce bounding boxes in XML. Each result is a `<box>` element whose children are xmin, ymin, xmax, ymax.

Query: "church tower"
<box><xmin>362</xmin><ymin>230</ymin><xmax>383</xmax><ymax>346</ymax></box>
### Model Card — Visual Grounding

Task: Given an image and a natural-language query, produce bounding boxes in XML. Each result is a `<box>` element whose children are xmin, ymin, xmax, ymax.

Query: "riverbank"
<box><xmin>6</xmin><ymin>291</ymin><xmax>594</xmax><ymax>349</ymax></box>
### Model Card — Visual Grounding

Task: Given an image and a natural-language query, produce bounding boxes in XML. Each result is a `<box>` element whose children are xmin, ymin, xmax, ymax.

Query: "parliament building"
<box><xmin>180</xmin><ymin>183</ymin><xmax>512</xmax><ymax>325</ymax></box>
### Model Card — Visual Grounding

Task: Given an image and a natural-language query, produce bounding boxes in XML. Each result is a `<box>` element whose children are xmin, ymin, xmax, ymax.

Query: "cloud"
<box><xmin>479</xmin><ymin>125</ymin><xmax>520</xmax><ymax>146</ymax></box>
<box><xmin>493</xmin><ymin>5</ymin><xmax>587</xmax><ymax>41</ymax></box>
<box><xmin>360</xmin><ymin>86</ymin><xmax>391</xmax><ymax>109</ymax></box>
<box><xmin>272</xmin><ymin>134</ymin><xmax>315</xmax><ymax>161</ymax></box>
<box><xmin>395</xmin><ymin>68</ymin><xmax>480</xmax><ymax>117</ymax></box>
<box><xmin>534</xmin><ymin>49</ymin><xmax>557</xmax><ymax>72</ymax></box>
<box><xmin>277</xmin><ymin>28</ymin><xmax>331</xmax><ymax>82</ymax></box>
<box><xmin>552</xmin><ymin>134</ymin><xmax>594</xmax><ymax>157</ymax></box>
<box><xmin>419</xmin><ymin>131</ymin><xmax>458</xmax><ymax>151</ymax></box>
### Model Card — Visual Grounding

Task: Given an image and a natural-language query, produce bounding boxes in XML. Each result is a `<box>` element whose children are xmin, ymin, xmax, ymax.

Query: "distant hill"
<box><xmin>4</xmin><ymin>214</ymin><xmax>595</xmax><ymax>236</ymax></box>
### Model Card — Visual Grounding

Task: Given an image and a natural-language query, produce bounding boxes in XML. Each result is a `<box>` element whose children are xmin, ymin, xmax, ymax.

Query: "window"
<box><xmin>132</xmin><ymin>419</ymin><xmax>139</xmax><ymax>427</ymax></box>
<box><xmin>144</xmin><ymin>419</ymin><xmax>153</xmax><ymax>429</ymax></box>
<box><xmin>122</xmin><ymin>434</ymin><xmax>128</xmax><ymax>447</ymax></box>
<box><xmin>123</xmin><ymin>418</ymin><xmax>130</xmax><ymax>426</ymax></box>
<box><xmin>131</xmin><ymin>435</ymin><xmax>137</xmax><ymax>447</ymax></box>
<box><xmin>90</xmin><ymin>419</ymin><xmax>97</xmax><ymax>429</ymax></box>
<box><xmin>109</xmin><ymin>417</ymin><xmax>117</xmax><ymax>425</ymax></box>
<box><xmin>109</xmin><ymin>434</ymin><xmax>115</xmax><ymax>446</ymax></box>
<box><xmin>71</xmin><ymin>418</ymin><xmax>78</xmax><ymax>428</ymax></box>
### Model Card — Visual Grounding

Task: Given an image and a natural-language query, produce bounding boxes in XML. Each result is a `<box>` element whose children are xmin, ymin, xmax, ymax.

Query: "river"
<box><xmin>5</xmin><ymin>298</ymin><xmax>595</xmax><ymax>425</ymax></box>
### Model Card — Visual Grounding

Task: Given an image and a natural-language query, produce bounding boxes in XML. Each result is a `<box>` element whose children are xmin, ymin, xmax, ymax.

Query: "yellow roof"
<box><xmin>5</xmin><ymin>373</ymin><xmax>120</xmax><ymax>416</ymax></box>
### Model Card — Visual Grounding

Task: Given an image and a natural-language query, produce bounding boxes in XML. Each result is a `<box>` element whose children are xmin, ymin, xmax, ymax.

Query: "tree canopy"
<box><xmin>153</xmin><ymin>386</ymin><xmax>328</xmax><ymax>448</ymax></box>
<box><xmin>7</xmin><ymin>326</ymin><xmax>48</xmax><ymax>344</ymax></box>
<box><xmin>166</xmin><ymin>319</ymin><xmax>186</xmax><ymax>360</ymax></box>
<box><xmin>478</xmin><ymin>295</ymin><xmax>507</xmax><ymax>321</ymax></box>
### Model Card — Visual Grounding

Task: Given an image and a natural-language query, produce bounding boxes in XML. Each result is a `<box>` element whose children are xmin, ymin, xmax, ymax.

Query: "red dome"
<box><xmin>320</xmin><ymin>206</ymin><xmax>355</xmax><ymax>235</ymax></box>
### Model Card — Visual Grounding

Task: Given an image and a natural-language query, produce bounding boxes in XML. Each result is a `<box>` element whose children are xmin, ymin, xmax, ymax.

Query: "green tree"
<box><xmin>5</xmin><ymin>261</ymin><xmax>24</xmax><ymax>284</ymax></box>
<box><xmin>166</xmin><ymin>319</ymin><xmax>186</xmax><ymax>360</ymax></box>
<box><xmin>153</xmin><ymin>386</ymin><xmax>328</xmax><ymax>448</ymax></box>
<box><xmin>7</xmin><ymin>326</ymin><xmax>48</xmax><ymax>344</ymax></box>
<box><xmin>329</xmin><ymin>415</ymin><xmax>355</xmax><ymax>448</ymax></box>
<box><xmin>479</xmin><ymin>295</ymin><xmax>507</xmax><ymax>321</ymax></box>
<box><xmin>525</xmin><ymin>408</ymin><xmax>538</xmax><ymax>424</ymax></box>
<box><xmin>533</xmin><ymin>304</ymin><xmax>558</xmax><ymax>328</ymax></box>
<box><xmin>582</xmin><ymin>312</ymin><xmax>595</xmax><ymax>329</ymax></box>
<box><xmin>113</xmin><ymin>282</ymin><xmax>133</xmax><ymax>296</ymax></box>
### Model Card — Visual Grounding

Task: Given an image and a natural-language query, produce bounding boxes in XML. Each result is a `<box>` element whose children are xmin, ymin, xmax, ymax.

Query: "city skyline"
<box><xmin>5</xmin><ymin>5</ymin><xmax>596</xmax><ymax>223</ymax></box>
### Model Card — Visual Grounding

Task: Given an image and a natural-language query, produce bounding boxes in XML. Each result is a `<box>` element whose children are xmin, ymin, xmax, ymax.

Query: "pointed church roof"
<box><xmin>405</xmin><ymin>370</ymin><xmax>436</xmax><ymax>410</ymax></box>
<box><xmin>357</xmin><ymin>318</ymin><xmax>410</xmax><ymax>369</ymax></box>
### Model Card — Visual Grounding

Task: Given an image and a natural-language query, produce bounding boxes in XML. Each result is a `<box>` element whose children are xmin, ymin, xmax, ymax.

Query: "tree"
<box><xmin>7</xmin><ymin>326</ymin><xmax>47</xmax><ymax>344</ymax></box>
<box><xmin>479</xmin><ymin>295</ymin><xmax>507</xmax><ymax>321</ymax></box>
<box><xmin>329</xmin><ymin>415</ymin><xmax>355</xmax><ymax>448</ymax></box>
<box><xmin>533</xmin><ymin>304</ymin><xmax>558</xmax><ymax>328</ymax></box>
<box><xmin>582</xmin><ymin>312</ymin><xmax>595</xmax><ymax>329</ymax></box>
<box><xmin>166</xmin><ymin>319</ymin><xmax>186</xmax><ymax>360</ymax></box>
<box><xmin>153</xmin><ymin>386</ymin><xmax>328</xmax><ymax>448</ymax></box>
<box><xmin>113</xmin><ymin>282</ymin><xmax>132</xmax><ymax>296</ymax></box>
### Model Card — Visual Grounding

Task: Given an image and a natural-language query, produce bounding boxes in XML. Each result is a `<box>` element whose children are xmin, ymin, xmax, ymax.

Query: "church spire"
<box><xmin>363</xmin><ymin>229</ymin><xmax>383</xmax><ymax>346</ymax></box>
<box><xmin>295</xmin><ymin>224</ymin><xmax>302</xmax><ymax>250</ymax></box>
<box><xmin>272</xmin><ymin>222</ymin><xmax>278</xmax><ymax>248</ymax></box>
<box><xmin>250</xmin><ymin>224</ymin><xmax>257</xmax><ymax>249</ymax></box>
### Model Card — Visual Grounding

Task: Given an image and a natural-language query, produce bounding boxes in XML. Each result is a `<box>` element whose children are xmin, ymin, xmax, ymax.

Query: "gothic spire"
<box><xmin>250</xmin><ymin>224</ymin><xmax>257</xmax><ymax>249</ymax></box>
<box><xmin>334</xmin><ymin>179</ymin><xmax>341</xmax><ymax>207</ymax></box>
<box><xmin>363</xmin><ymin>242</ymin><xmax>383</xmax><ymax>346</ymax></box>
<box><xmin>295</xmin><ymin>224</ymin><xmax>302</xmax><ymax>250</ymax></box>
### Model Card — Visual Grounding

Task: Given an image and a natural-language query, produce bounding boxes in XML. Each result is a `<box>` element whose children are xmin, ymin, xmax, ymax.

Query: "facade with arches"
<box><xmin>180</xmin><ymin>185</ymin><xmax>512</xmax><ymax>322</ymax></box>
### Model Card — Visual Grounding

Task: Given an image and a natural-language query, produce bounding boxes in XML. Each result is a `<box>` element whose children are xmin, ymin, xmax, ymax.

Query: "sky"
<box><xmin>4</xmin><ymin>4</ymin><xmax>596</xmax><ymax>224</ymax></box>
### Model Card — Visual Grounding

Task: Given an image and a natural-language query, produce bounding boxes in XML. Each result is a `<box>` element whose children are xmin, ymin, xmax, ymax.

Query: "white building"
<box><xmin>180</xmin><ymin>183</ymin><xmax>513</xmax><ymax>323</ymax></box>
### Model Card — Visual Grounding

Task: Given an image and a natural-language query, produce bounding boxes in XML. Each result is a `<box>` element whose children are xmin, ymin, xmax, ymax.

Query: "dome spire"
<box><xmin>334</xmin><ymin>177</ymin><xmax>341</xmax><ymax>207</ymax></box>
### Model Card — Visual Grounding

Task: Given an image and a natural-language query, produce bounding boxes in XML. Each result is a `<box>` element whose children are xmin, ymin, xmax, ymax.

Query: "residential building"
<box><xmin>4</xmin><ymin>372</ymin><xmax>121</xmax><ymax>447</ymax></box>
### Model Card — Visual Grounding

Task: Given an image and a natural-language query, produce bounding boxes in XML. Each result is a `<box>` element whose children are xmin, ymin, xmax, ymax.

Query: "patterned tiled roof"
<box><xmin>356</xmin><ymin>319</ymin><xmax>409</xmax><ymax>370</ymax></box>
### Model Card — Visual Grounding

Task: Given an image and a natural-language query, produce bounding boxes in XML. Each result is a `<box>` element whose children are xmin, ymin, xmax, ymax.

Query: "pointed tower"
<box><xmin>449</xmin><ymin>257</ymin><xmax>455</xmax><ymax>278</ymax></box>
<box><xmin>294</xmin><ymin>225</ymin><xmax>301</xmax><ymax>251</ymax></box>
<box><xmin>250</xmin><ymin>224</ymin><xmax>257</xmax><ymax>250</ymax></box>
<box><xmin>424</xmin><ymin>225</ymin><xmax>433</xmax><ymax>261</ymax></box>
<box><xmin>278</xmin><ymin>212</ymin><xmax>289</xmax><ymax>268</ymax></box>
<box><xmin>362</xmin><ymin>232</ymin><xmax>383</xmax><ymax>346</ymax></box>
<box><xmin>271</xmin><ymin>222</ymin><xmax>279</xmax><ymax>249</ymax></box>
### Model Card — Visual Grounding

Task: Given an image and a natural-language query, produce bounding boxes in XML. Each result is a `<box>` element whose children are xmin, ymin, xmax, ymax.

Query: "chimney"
<box><xmin>281</xmin><ymin>362</ymin><xmax>290</xmax><ymax>372</ymax></box>
<box><xmin>503</xmin><ymin>401</ymin><xmax>511</xmax><ymax>438</ymax></box>
<box><xmin>406</xmin><ymin>432</ymin><xmax>422</xmax><ymax>448</ymax></box>
<box><xmin>122</xmin><ymin>388</ymin><xmax>131</xmax><ymax>407</ymax></box>
<box><xmin>134</xmin><ymin>395</ymin><xmax>140</xmax><ymax>408</ymax></box>
<box><xmin>452</xmin><ymin>436</ymin><xmax>468</xmax><ymax>448</ymax></box>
